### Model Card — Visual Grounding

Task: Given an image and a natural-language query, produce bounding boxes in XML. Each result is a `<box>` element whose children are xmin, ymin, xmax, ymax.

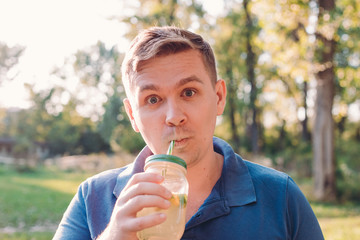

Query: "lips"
<box><xmin>167</xmin><ymin>136</ymin><xmax>190</xmax><ymax>150</ymax></box>
<box><xmin>174</xmin><ymin>138</ymin><xmax>188</xmax><ymax>147</ymax></box>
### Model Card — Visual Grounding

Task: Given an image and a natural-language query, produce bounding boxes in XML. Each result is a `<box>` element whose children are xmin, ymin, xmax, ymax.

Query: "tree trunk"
<box><xmin>226</xmin><ymin>65</ymin><xmax>241</xmax><ymax>149</ymax></box>
<box><xmin>302</xmin><ymin>81</ymin><xmax>311</xmax><ymax>141</ymax></box>
<box><xmin>243</xmin><ymin>0</ymin><xmax>259</xmax><ymax>154</ymax></box>
<box><xmin>313</xmin><ymin>0</ymin><xmax>337</xmax><ymax>201</ymax></box>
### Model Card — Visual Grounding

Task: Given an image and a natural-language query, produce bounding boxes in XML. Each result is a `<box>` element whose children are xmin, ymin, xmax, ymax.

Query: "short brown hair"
<box><xmin>121</xmin><ymin>26</ymin><xmax>217</xmax><ymax>95</ymax></box>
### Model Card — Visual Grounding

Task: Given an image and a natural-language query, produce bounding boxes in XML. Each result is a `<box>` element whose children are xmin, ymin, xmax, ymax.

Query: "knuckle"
<box><xmin>129</xmin><ymin>195</ymin><xmax>143</xmax><ymax>207</ymax></box>
<box><xmin>128</xmin><ymin>174</ymin><xmax>140</xmax><ymax>185</ymax></box>
<box><xmin>133</xmin><ymin>182</ymin><xmax>143</xmax><ymax>192</ymax></box>
<box><xmin>161</xmin><ymin>186</ymin><xmax>171</xmax><ymax>197</ymax></box>
<box><xmin>134</xmin><ymin>218</ymin><xmax>146</xmax><ymax>230</ymax></box>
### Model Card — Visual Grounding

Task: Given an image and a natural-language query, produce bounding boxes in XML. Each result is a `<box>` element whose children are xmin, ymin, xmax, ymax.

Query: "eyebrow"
<box><xmin>139</xmin><ymin>83</ymin><xmax>160</xmax><ymax>93</ymax></box>
<box><xmin>139</xmin><ymin>75</ymin><xmax>204</xmax><ymax>93</ymax></box>
<box><xmin>176</xmin><ymin>75</ymin><xmax>204</xmax><ymax>88</ymax></box>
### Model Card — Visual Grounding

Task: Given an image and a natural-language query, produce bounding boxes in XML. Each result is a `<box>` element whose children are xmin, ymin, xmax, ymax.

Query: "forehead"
<box><xmin>129</xmin><ymin>50</ymin><xmax>211</xmax><ymax>92</ymax></box>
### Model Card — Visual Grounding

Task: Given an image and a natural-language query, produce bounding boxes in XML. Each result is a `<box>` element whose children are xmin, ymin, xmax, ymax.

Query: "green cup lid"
<box><xmin>145</xmin><ymin>154</ymin><xmax>187</xmax><ymax>169</ymax></box>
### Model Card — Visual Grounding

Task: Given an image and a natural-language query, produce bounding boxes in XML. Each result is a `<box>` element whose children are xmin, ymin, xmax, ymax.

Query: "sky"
<box><xmin>0</xmin><ymin>0</ymin><xmax>130</xmax><ymax>108</ymax></box>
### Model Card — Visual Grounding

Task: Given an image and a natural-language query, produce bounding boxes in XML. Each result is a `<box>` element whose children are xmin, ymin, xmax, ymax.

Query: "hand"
<box><xmin>97</xmin><ymin>172</ymin><xmax>172</xmax><ymax>240</ymax></box>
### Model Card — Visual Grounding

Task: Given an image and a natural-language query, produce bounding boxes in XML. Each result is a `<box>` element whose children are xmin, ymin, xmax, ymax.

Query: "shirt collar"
<box><xmin>213</xmin><ymin>137</ymin><xmax>256</xmax><ymax>206</ymax></box>
<box><xmin>113</xmin><ymin>137</ymin><xmax>257</xmax><ymax>207</ymax></box>
<box><xmin>113</xmin><ymin>146</ymin><xmax>152</xmax><ymax>198</ymax></box>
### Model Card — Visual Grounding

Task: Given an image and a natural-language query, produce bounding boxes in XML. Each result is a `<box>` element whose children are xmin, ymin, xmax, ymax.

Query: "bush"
<box><xmin>264</xmin><ymin>140</ymin><xmax>313</xmax><ymax>178</ymax></box>
<box><xmin>110</xmin><ymin>125</ymin><xmax>145</xmax><ymax>154</ymax></box>
<box><xmin>335</xmin><ymin>139</ymin><xmax>360</xmax><ymax>202</ymax></box>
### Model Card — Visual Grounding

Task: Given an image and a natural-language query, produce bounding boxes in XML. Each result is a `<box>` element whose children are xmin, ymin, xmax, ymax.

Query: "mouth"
<box><xmin>169</xmin><ymin>137</ymin><xmax>190</xmax><ymax>149</ymax></box>
<box><xmin>174</xmin><ymin>138</ymin><xmax>188</xmax><ymax>146</ymax></box>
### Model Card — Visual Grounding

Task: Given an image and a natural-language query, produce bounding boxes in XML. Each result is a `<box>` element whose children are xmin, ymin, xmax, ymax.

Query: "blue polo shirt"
<box><xmin>53</xmin><ymin>137</ymin><xmax>324</xmax><ymax>239</ymax></box>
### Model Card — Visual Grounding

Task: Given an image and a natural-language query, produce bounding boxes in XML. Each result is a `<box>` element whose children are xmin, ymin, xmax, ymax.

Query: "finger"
<box><xmin>125</xmin><ymin>172</ymin><xmax>164</xmax><ymax>190</ymax></box>
<box><xmin>123</xmin><ymin>195</ymin><xmax>171</xmax><ymax>216</ymax></box>
<box><xmin>118</xmin><ymin>173</ymin><xmax>172</xmax><ymax>204</ymax></box>
<box><xmin>121</xmin><ymin>182</ymin><xmax>172</xmax><ymax>203</ymax></box>
<box><xmin>128</xmin><ymin>212</ymin><xmax>167</xmax><ymax>232</ymax></box>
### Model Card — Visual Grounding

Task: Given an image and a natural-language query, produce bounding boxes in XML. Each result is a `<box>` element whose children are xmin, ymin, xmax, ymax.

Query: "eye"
<box><xmin>146</xmin><ymin>95</ymin><xmax>160</xmax><ymax>104</ymax></box>
<box><xmin>182</xmin><ymin>89</ymin><xmax>196</xmax><ymax>97</ymax></box>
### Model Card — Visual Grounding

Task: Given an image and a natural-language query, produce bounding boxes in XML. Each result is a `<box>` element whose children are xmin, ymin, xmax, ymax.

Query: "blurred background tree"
<box><xmin>312</xmin><ymin>0</ymin><xmax>337</xmax><ymax>201</ymax></box>
<box><xmin>0</xmin><ymin>42</ymin><xmax>24</xmax><ymax>85</ymax></box>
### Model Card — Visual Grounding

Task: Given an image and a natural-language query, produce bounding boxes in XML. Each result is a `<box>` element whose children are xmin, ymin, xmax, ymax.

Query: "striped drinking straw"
<box><xmin>167</xmin><ymin>140</ymin><xmax>175</xmax><ymax>155</ymax></box>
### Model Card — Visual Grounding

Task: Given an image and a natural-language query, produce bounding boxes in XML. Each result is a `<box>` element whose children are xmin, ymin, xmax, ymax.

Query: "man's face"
<box><xmin>124</xmin><ymin>49</ymin><xmax>226</xmax><ymax>167</ymax></box>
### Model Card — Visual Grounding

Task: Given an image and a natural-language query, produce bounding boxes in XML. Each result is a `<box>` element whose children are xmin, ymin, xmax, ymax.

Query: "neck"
<box><xmin>184</xmin><ymin>151</ymin><xmax>223</xmax><ymax>222</ymax></box>
<box><xmin>186</xmin><ymin>152</ymin><xmax>223</xmax><ymax>190</ymax></box>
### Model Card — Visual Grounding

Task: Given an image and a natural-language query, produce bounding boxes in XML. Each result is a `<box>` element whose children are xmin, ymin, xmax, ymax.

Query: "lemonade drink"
<box><xmin>137</xmin><ymin>154</ymin><xmax>188</xmax><ymax>240</ymax></box>
<box><xmin>136</xmin><ymin>194</ymin><xmax>187</xmax><ymax>240</ymax></box>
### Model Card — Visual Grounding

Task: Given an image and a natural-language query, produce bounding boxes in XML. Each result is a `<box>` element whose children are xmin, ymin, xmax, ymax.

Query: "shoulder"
<box><xmin>241</xmin><ymin>158</ymin><xmax>299</xmax><ymax>206</ymax></box>
<box><xmin>243</xmin><ymin>158</ymin><xmax>289</xmax><ymax>186</ymax></box>
<box><xmin>243</xmin><ymin>158</ymin><xmax>324</xmax><ymax>237</ymax></box>
<box><xmin>79</xmin><ymin>164</ymin><xmax>132</xmax><ymax>196</ymax></box>
<box><xmin>243</xmin><ymin>159</ymin><xmax>306</xmax><ymax>201</ymax></box>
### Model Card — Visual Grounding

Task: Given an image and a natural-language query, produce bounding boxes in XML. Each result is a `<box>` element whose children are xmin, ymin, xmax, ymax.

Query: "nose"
<box><xmin>165</xmin><ymin>100</ymin><xmax>187</xmax><ymax>127</ymax></box>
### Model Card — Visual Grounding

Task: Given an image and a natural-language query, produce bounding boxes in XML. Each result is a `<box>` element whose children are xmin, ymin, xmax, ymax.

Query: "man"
<box><xmin>54</xmin><ymin>26</ymin><xmax>324</xmax><ymax>239</ymax></box>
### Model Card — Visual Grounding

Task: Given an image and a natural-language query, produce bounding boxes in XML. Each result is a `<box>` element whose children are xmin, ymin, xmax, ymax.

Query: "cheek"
<box><xmin>135</xmin><ymin>112</ymin><xmax>152</xmax><ymax>133</ymax></box>
<box><xmin>135</xmin><ymin>110</ymin><xmax>162</xmax><ymax>139</ymax></box>
<box><xmin>136</xmin><ymin>120</ymin><xmax>164</xmax><ymax>155</ymax></box>
<box><xmin>192</xmin><ymin>102</ymin><xmax>217</xmax><ymax>128</ymax></box>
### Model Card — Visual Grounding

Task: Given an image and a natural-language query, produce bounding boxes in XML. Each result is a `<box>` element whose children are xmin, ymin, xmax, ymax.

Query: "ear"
<box><xmin>123</xmin><ymin>98</ymin><xmax>140</xmax><ymax>132</ymax></box>
<box><xmin>215</xmin><ymin>79</ymin><xmax>227</xmax><ymax>116</ymax></box>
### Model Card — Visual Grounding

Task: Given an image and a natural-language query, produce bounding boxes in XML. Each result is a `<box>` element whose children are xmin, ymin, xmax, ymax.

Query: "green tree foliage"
<box><xmin>0</xmin><ymin>42</ymin><xmax>24</xmax><ymax>84</ymax></box>
<box><xmin>48</xmin><ymin>112</ymin><xmax>108</xmax><ymax>155</ymax></box>
<box><xmin>213</xmin><ymin>0</ymin><xmax>263</xmax><ymax>153</ymax></box>
<box><xmin>243</xmin><ymin>0</ymin><xmax>261</xmax><ymax>154</ymax></box>
<box><xmin>98</xmin><ymin>90</ymin><xmax>145</xmax><ymax>154</ymax></box>
<box><xmin>121</xmin><ymin>0</ymin><xmax>207</xmax><ymax>38</ymax></box>
<box><xmin>97</xmin><ymin>94</ymin><xmax>124</xmax><ymax>145</ymax></box>
<box><xmin>334</xmin><ymin>0</ymin><xmax>360</xmax><ymax>132</ymax></box>
<box><xmin>4</xmin><ymin>86</ymin><xmax>109</xmax><ymax>156</ymax></box>
<box><xmin>255</xmin><ymin>0</ymin><xmax>313</xmax><ymax>142</ymax></box>
<box><xmin>327</xmin><ymin>0</ymin><xmax>360</xmax><ymax>201</ymax></box>
<box><xmin>59</xmin><ymin>41</ymin><xmax>145</xmax><ymax>154</ymax></box>
<box><xmin>213</xmin><ymin>0</ymin><xmax>358</xmax><ymax>201</ymax></box>
<box><xmin>213</xmin><ymin>6</ymin><xmax>246</xmax><ymax>150</ymax></box>
<box><xmin>1</xmin><ymin>108</ymin><xmax>33</xmax><ymax>158</ymax></box>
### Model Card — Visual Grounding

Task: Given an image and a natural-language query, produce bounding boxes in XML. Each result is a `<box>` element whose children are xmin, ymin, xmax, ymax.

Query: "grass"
<box><xmin>0</xmin><ymin>165</ymin><xmax>91</xmax><ymax>239</ymax></box>
<box><xmin>312</xmin><ymin>202</ymin><xmax>360</xmax><ymax>240</ymax></box>
<box><xmin>297</xmin><ymin>177</ymin><xmax>360</xmax><ymax>240</ymax></box>
<box><xmin>0</xmin><ymin>232</ymin><xmax>55</xmax><ymax>240</ymax></box>
<box><xmin>319</xmin><ymin>216</ymin><xmax>360</xmax><ymax>240</ymax></box>
<box><xmin>1</xmin><ymin>165</ymin><xmax>360</xmax><ymax>239</ymax></box>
